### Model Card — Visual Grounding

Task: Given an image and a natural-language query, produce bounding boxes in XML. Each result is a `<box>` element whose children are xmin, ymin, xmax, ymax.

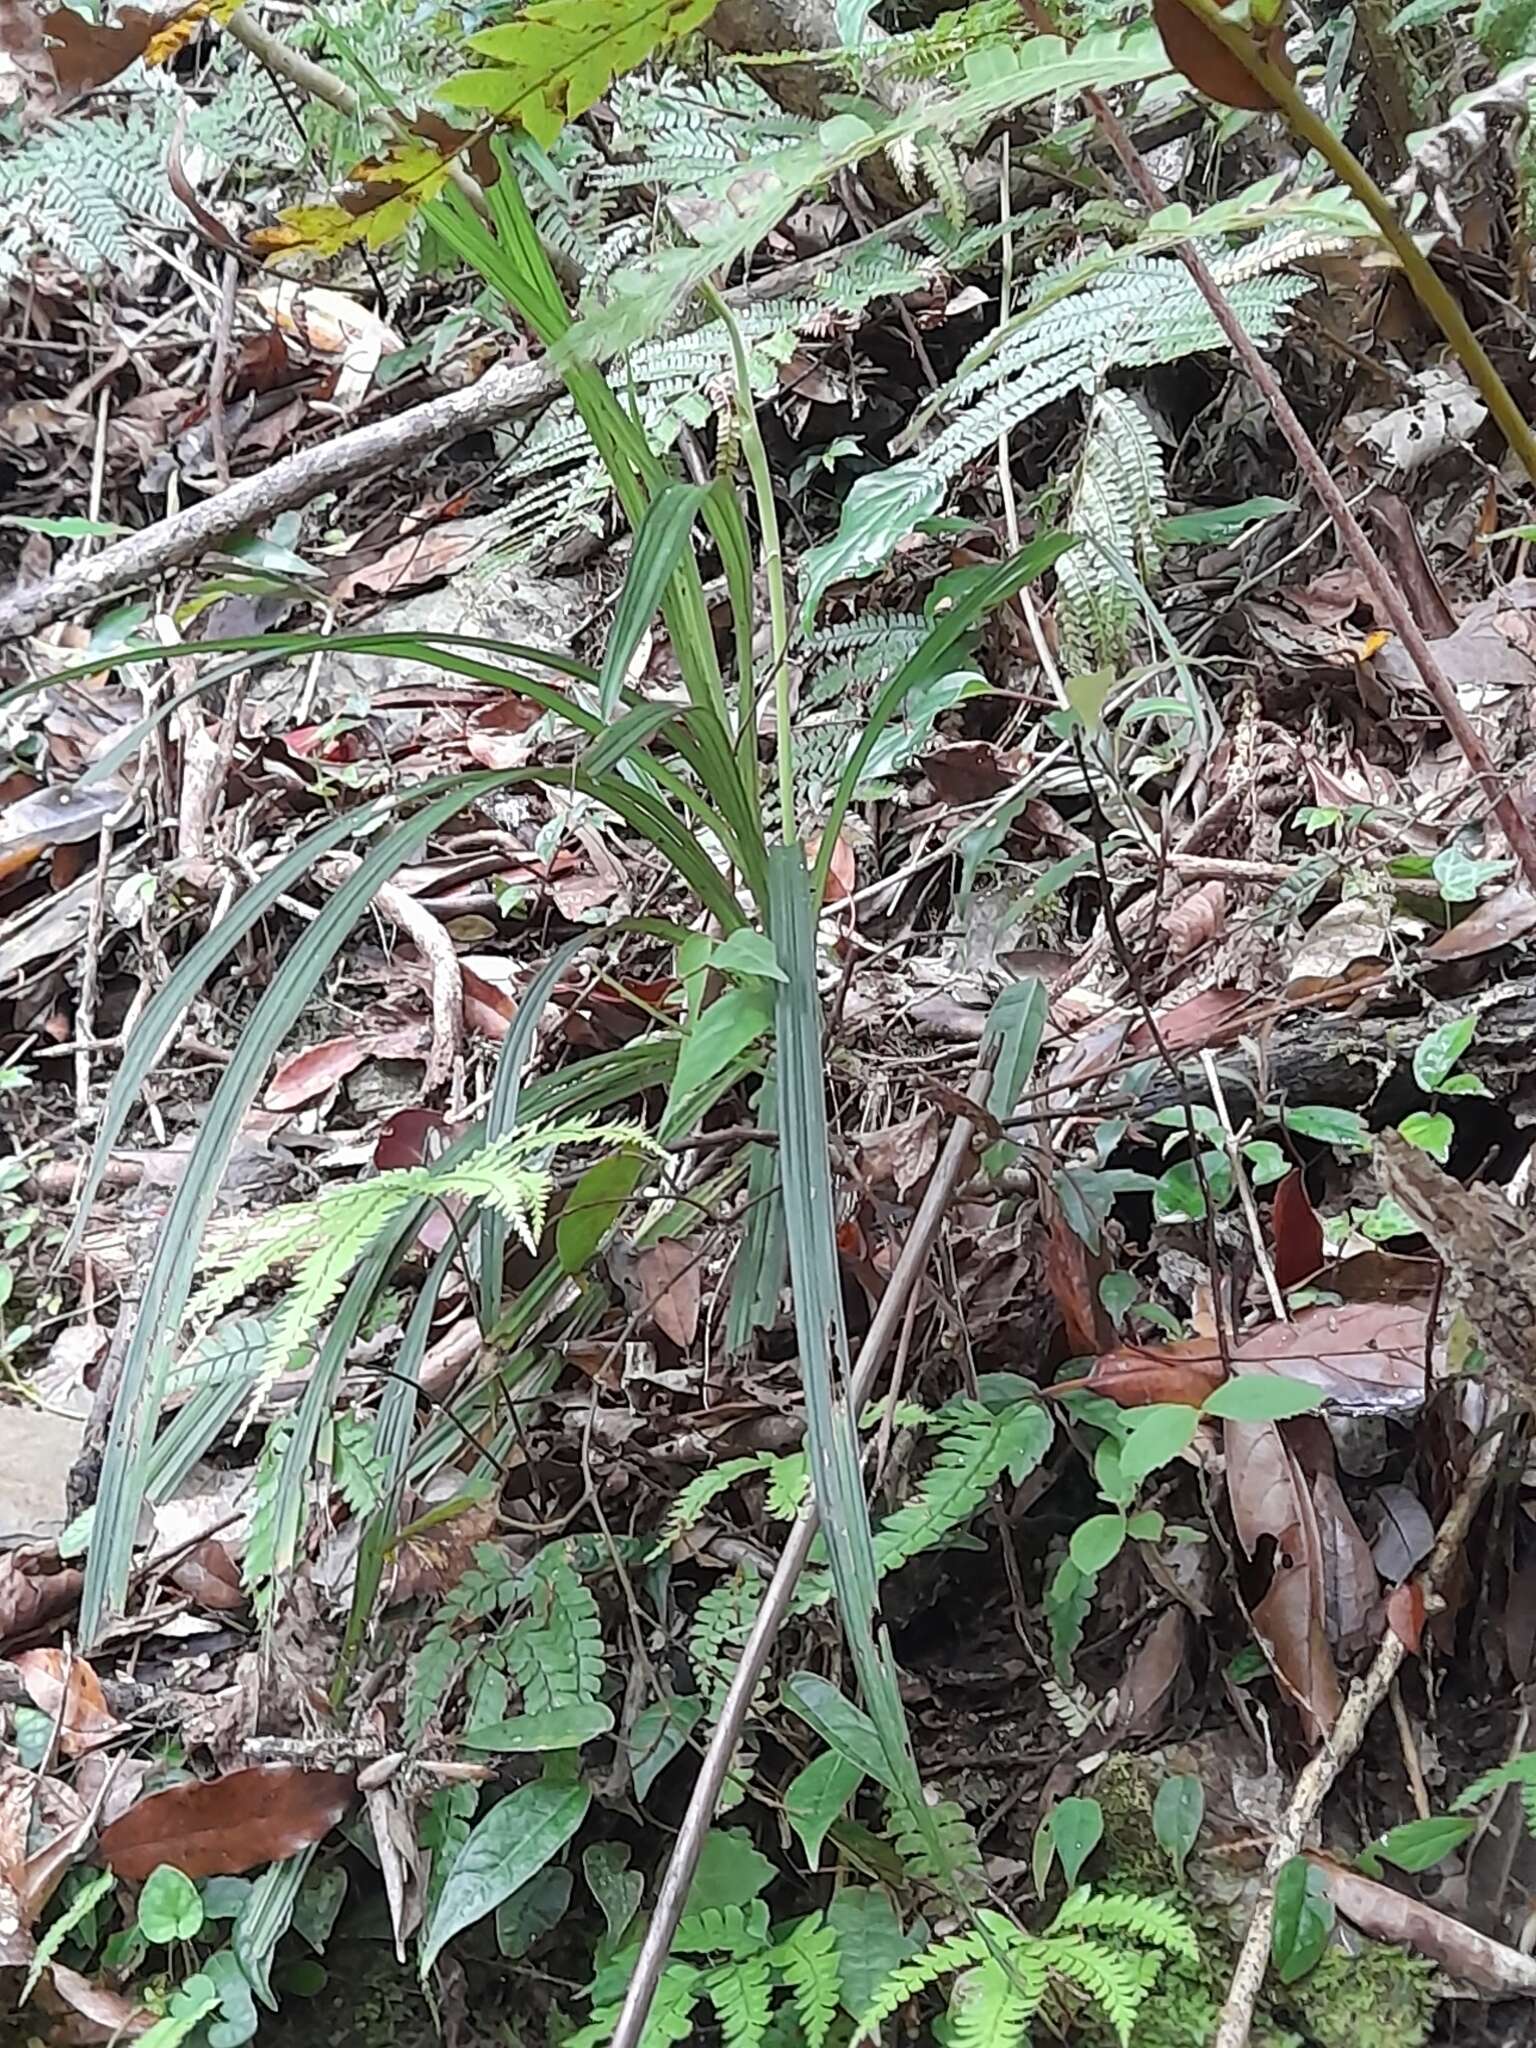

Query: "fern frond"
<box><xmin>946</xmin><ymin>1955</ymin><xmax>1045</xmax><ymax>2048</ymax></box>
<box><xmin>504</xmin><ymin>1542</ymin><xmax>604</xmax><ymax>1714</ymax></box>
<box><xmin>675</xmin><ymin>1901</ymin><xmax>771</xmax><ymax>1957</ymax></box>
<box><xmin>852</xmin><ymin>1931</ymin><xmax>990</xmax><ymax>2043</ymax></box>
<box><xmin>885</xmin><ymin>1788</ymin><xmax>986</xmax><ymax>1898</ymax></box>
<box><xmin>874</xmin><ymin>1400</ymin><xmax>1053</xmax><ymax>1576</ymax></box>
<box><xmin>1049</xmin><ymin>1887</ymin><xmax>1199</xmax><ymax>1963</ymax></box>
<box><xmin>770</xmin><ymin>1914</ymin><xmax>841</xmax><ymax>2048</ymax></box>
<box><xmin>762</xmin><ymin>1452</ymin><xmax>808</xmax><ymax>1521</ymax></box>
<box><xmin>1454</xmin><ymin>1749</ymin><xmax>1536</xmax><ymax>1832</ymax></box>
<box><xmin>1037</xmin><ymin>1933</ymin><xmax>1159</xmax><ymax>2046</ymax></box>
<box><xmin>653</xmin><ymin>1456</ymin><xmax>768</xmax><ymax>1558</ymax></box>
<box><xmin>704</xmin><ymin>1955</ymin><xmax>773</xmax><ymax>2048</ymax></box>
<box><xmin>687</xmin><ymin>1568</ymin><xmax>767</xmax><ymax>1715</ymax></box>
<box><xmin>1057</xmin><ymin>389</ymin><xmax>1167</xmax><ymax>670</ymax></box>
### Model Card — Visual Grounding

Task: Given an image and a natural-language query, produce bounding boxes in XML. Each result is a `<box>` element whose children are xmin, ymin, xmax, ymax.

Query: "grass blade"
<box><xmin>597</xmin><ymin>482</ymin><xmax>711</xmax><ymax>716</ymax></box>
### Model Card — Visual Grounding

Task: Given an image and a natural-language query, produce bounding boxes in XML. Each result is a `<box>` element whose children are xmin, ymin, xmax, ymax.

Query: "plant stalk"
<box><xmin>1170</xmin><ymin>0</ymin><xmax>1536</xmax><ymax>488</ymax></box>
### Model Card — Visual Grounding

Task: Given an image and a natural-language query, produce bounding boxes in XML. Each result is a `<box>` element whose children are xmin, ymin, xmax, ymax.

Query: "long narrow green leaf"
<box><xmin>598</xmin><ymin>483</ymin><xmax>711</xmax><ymax>716</ymax></box>
<box><xmin>582</xmin><ymin>703</ymin><xmax>680</xmax><ymax>778</ymax></box>
<box><xmin>812</xmin><ymin>534</ymin><xmax>1076</xmax><ymax>905</ymax></box>
<box><xmin>769</xmin><ymin>845</ymin><xmax>956</xmax><ymax>1896</ymax></box>
<box><xmin>78</xmin><ymin>775</ymin><xmax>515</xmax><ymax>1646</ymax></box>
<box><xmin>479</xmin><ymin>932</ymin><xmax>590</xmax><ymax>1328</ymax></box>
<box><xmin>725</xmin><ymin>1073</ymin><xmax>784</xmax><ymax>1352</ymax></box>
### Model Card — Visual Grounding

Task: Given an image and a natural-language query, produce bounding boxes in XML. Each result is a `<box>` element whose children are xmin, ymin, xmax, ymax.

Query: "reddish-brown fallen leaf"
<box><xmin>36</xmin><ymin>1962</ymin><xmax>155</xmax><ymax>2040</ymax></box>
<box><xmin>97</xmin><ymin>1765</ymin><xmax>355</xmax><ymax>1881</ymax></box>
<box><xmin>808</xmin><ymin>829</ymin><xmax>857</xmax><ymax>909</ymax></box>
<box><xmin>9</xmin><ymin>1649</ymin><xmax>123</xmax><ymax>1756</ymax></box>
<box><xmin>374</xmin><ymin>1107</ymin><xmax>451</xmax><ymax>1171</ymax></box>
<box><xmin>634</xmin><ymin>1239</ymin><xmax>702</xmax><ymax>1350</ymax></box>
<box><xmin>1042</xmin><ymin>1185</ymin><xmax>1111</xmax><ymax>1357</ymax></box>
<box><xmin>167</xmin><ymin>1540</ymin><xmax>247</xmax><ymax>1614</ymax></box>
<box><xmin>461</xmin><ymin>964</ymin><xmax>515</xmax><ymax>1040</ymax></box>
<box><xmin>856</xmin><ymin>1108</ymin><xmax>940</xmax><ymax>1200</ymax></box>
<box><xmin>264</xmin><ymin>1033</ymin><xmax>370</xmax><ymax>1111</ymax></box>
<box><xmin>1425</xmin><ymin>878</ymin><xmax>1536</xmax><ymax>960</ymax></box>
<box><xmin>463</xmin><ymin>694</ymin><xmax>544</xmax><ymax>768</ymax></box>
<box><xmin>1059</xmin><ymin>1343</ymin><xmax>1228</xmax><ymax>1408</ymax></box>
<box><xmin>1271</xmin><ymin>1169</ymin><xmax>1324</xmax><ymax>1290</ymax></box>
<box><xmin>1291</xmin><ymin>1418</ymin><xmax>1378</xmax><ymax>1657</ymax></box>
<box><xmin>1124</xmin><ymin>987</ymin><xmax>1255</xmax><ymax>1059</ymax></box>
<box><xmin>1235</xmin><ymin>1301</ymin><xmax>1429</xmax><ymax>1411</ymax></box>
<box><xmin>1306</xmin><ymin>1856</ymin><xmax>1536</xmax><ymax>1994</ymax></box>
<box><xmin>1151</xmin><ymin>0</ymin><xmax>1293</xmax><ymax>109</ymax></box>
<box><xmin>1225</xmin><ymin>1417</ymin><xmax>1342</xmax><ymax>1740</ymax></box>
<box><xmin>1387</xmin><ymin>1578</ymin><xmax>1426</xmax><ymax>1653</ymax></box>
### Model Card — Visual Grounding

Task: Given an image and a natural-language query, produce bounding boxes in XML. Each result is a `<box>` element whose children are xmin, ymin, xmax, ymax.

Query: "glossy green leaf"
<box><xmin>1283</xmin><ymin>1104</ymin><xmax>1371</xmax><ymax>1151</ymax></box>
<box><xmin>1069</xmin><ymin>1512</ymin><xmax>1127</xmax><ymax>1574</ymax></box>
<box><xmin>583</xmin><ymin>1843</ymin><xmax>643</xmax><ymax>1943</ymax></box>
<box><xmin>1413</xmin><ymin>1014</ymin><xmax>1477</xmax><ymax>1091</ymax></box>
<box><xmin>667</xmin><ymin>984</ymin><xmax>773</xmax><ymax>1120</ymax></box>
<box><xmin>1119</xmin><ymin>1404</ymin><xmax>1201</xmax><ymax>1487</ymax></box>
<box><xmin>557</xmin><ymin>1151</ymin><xmax>646</xmax><ymax>1273</ymax></box>
<box><xmin>138</xmin><ymin>1865</ymin><xmax>205</xmax><ymax>1944</ymax></box>
<box><xmin>1043</xmin><ymin>1796</ymin><xmax>1103</xmax><ymax>1887</ymax></box>
<box><xmin>1357</xmin><ymin>1814</ymin><xmax>1473</xmax><ymax>1878</ymax></box>
<box><xmin>782</xmin><ymin>1672</ymin><xmax>897</xmax><ymax>1791</ymax></box>
<box><xmin>596</xmin><ymin>482</ymin><xmax>711</xmax><ymax>715</ymax></box>
<box><xmin>629</xmin><ymin>1693</ymin><xmax>704</xmax><ymax>1801</ymax></box>
<box><xmin>421</xmin><ymin>1777</ymin><xmax>590</xmax><ymax>1973</ymax></box>
<box><xmin>711</xmin><ymin>929</ymin><xmax>787</xmax><ymax>983</ymax></box>
<box><xmin>1397</xmin><ymin>1110</ymin><xmax>1453</xmax><ymax>1163</ymax></box>
<box><xmin>461</xmin><ymin>1703</ymin><xmax>615</xmax><ymax>1751</ymax></box>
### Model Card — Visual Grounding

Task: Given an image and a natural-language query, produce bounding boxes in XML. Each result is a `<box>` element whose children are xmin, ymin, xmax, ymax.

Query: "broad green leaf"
<box><xmin>782</xmin><ymin>1673</ymin><xmax>897</xmax><ymax>1791</ymax></box>
<box><xmin>595</xmin><ymin>482</ymin><xmax>711</xmax><ymax>715</ymax></box>
<box><xmin>980</xmin><ymin>976</ymin><xmax>1047</xmax><ymax>1174</ymax></box>
<box><xmin>785</xmin><ymin>1749</ymin><xmax>864</xmax><ymax>1870</ymax></box>
<box><xmin>1202</xmin><ymin>1374</ymin><xmax>1325</xmax><ymax>1421</ymax></box>
<box><xmin>1046</xmin><ymin>1556</ymin><xmax>1094</xmax><ymax>1681</ymax></box>
<box><xmin>138</xmin><ymin>1865</ymin><xmax>204</xmax><ymax>1943</ymax></box>
<box><xmin>0</xmin><ymin>513</ymin><xmax>128</xmax><ymax>537</ymax></box>
<box><xmin>827</xmin><ymin>1886</ymin><xmax>912</xmax><ymax>2018</ymax></box>
<box><xmin>421</xmin><ymin>1777</ymin><xmax>589</xmax><ymax>1973</ymax></box>
<box><xmin>629</xmin><ymin>1693</ymin><xmax>704</xmax><ymax>1801</ymax></box>
<box><xmin>460</xmin><ymin>1703</ymin><xmax>614</xmax><ymax>1750</ymax></box>
<box><xmin>1271</xmin><ymin>1856</ymin><xmax>1333</xmax><ymax>1983</ymax></box>
<box><xmin>1396</xmin><ymin>1110</ymin><xmax>1453</xmax><ymax>1163</ymax></box>
<box><xmin>1357</xmin><ymin>1814</ymin><xmax>1473</xmax><ymax>1878</ymax></box>
<box><xmin>799</xmin><ymin>462</ymin><xmax>944</xmax><ymax>624</ymax></box>
<box><xmin>1282</xmin><ymin>1104</ymin><xmax>1371</xmax><ymax>1151</ymax></box>
<box><xmin>1043</xmin><ymin>1797</ymin><xmax>1103</xmax><ymax>1887</ymax></box>
<box><xmin>667</xmin><ymin>984</ymin><xmax>773</xmax><ymax>1121</ymax></box>
<box><xmin>1413</xmin><ymin>1013</ymin><xmax>1477</xmax><ymax>1091</ymax></box>
<box><xmin>1153</xmin><ymin>1775</ymin><xmax>1204</xmax><ymax>1879</ymax></box>
<box><xmin>1475</xmin><ymin>0</ymin><xmax>1536</xmax><ymax>59</ymax></box>
<box><xmin>682</xmin><ymin>1830</ymin><xmax>776</xmax><ymax>1916</ymax></box>
<box><xmin>557</xmin><ymin>1151</ymin><xmax>645</xmax><ymax>1272</ymax></box>
<box><xmin>1431</xmin><ymin>845</ymin><xmax>1509</xmax><ymax>903</ymax></box>
<box><xmin>1070</xmin><ymin>1513</ymin><xmax>1126</xmax><ymax>1574</ymax></box>
<box><xmin>1153</xmin><ymin>1159</ymin><xmax>1208</xmax><ymax>1222</ymax></box>
<box><xmin>1119</xmin><ymin>1404</ymin><xmax>1200</xmax><ymax>1487</ymax></box>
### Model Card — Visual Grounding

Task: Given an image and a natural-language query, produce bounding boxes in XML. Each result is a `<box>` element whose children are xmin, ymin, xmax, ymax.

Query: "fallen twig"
<box><xmin>0</xmin><ymin>357</ymin><xmax>559</xmax><ymax>645</ymax></box>
<box><xmin>604</xmin><ymin>1051</ymin><xmax>996</xmax><ymax>2048</ymax></box>
<box><xmin>1212</xmin><ymin>1425</ymin><xmax>1503</xmax><ymax>2048</ymax></box>
<box><xmin>316</xmin><ymin>857</ymin><xmax>464</xmax><ymax>1093</ymax></box>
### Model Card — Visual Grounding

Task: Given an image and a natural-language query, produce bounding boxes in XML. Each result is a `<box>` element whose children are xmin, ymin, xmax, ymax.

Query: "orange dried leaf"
<box><xmin>9</xmin><ymin>1649</ymin><xmax>122</xmax><ymax>1756</ymax></box>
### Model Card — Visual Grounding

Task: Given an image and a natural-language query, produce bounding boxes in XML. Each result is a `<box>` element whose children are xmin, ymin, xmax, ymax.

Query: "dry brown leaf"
<box><xmin>1165</xmin><ymin>880</ymin><xmax>1226</xmax><ymax>962</ymax></box>
<box><xmin>0</xmin><ymin>1546</ymin><xmax>82</xmax><ymax>1645</ymax></box>
<box><xmin>634</xmin><ymin>1239</ymin><xmax>701</xmax><ymax>1350</ymax></box>
<box><xmin>1225</xmin><ymin>1417</ymin><xmax>1343</xmax><ymax>1740</ymax></box>
<box><xmin>97</xmin><ymin>1765</ymin><xmax>356</xmax><ymax>1881</ymax></box>
<box><xmin>921</xmin><ymin>742</ymin><xmax>1013</xmax><ymax>805</ymax></box>
<box><xmin>167</xmin><ymin>1539</ymin><xmax>247</xmax><ymax>1613</ymax></box>
<box><xmin>1285</xmin><ymin>893</ymin><xmax>1391</xmax><ymax>1003</ymax></box>
<box><xmin>1124</xmin><ymin>987</ymin><xmax>1255</xmax><ymax>1059</ymax></box>
<box><xmin>329</xmin><ymin>520</ymin><xmax>487</xmax><ymax>603</ymax></box>
<box><xmin>263</xmin><ymin>1033</ymin><xmax>371</xmax><ymax>1111</ymax></box>
<box><xmin>855</xmin><ymin>1108</ymin><xmax>940</xmax><ymax>1200</ymax></box>
<box><xmin>1235</xmin><ymin>1301</ymin><xmax>1430</xmax><ymax>1412</ymax></box>
<box><xmin>1065</xmin><ymin>1343</ymin><xmax>1228</xmax><ymax>1409</ymax></box>
<box><xmin>1426</xmin><ymin>877</ymin><xmax>1536</xmax><ymax>960</ymax></box>
<box><xmin>1271</xmin><ymin>1169</ymin><xmax>1324</xmax><ymax>1290</ymax></box>
<box><xmin>1151</xmin><ymin>0</ymin><xmax>1291</xmax><ymax>109</ymax></box>
<box><xmin>1307</xmin><ymin>1856</ymin><xmax>1536</xmax><ymax>1994</ymax></box>
<box><xmin>9</xmin><ymin>1648</ymin><xmax>123</xmax><ymax>1756</ymax></box>
<box><xmin>463</xmin><ymin>695</ymin><xmax>544</xmax><ymax>769</ymax></box>
<box><xmin>1042</xmin><ymin>1184</ymin><xmax>1111</xmax><ymax>1357</ymax></box>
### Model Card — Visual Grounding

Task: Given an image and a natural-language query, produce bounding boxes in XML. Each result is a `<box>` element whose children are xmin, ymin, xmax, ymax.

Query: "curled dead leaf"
<box><xmin>1165</xmin><ymin>879</ymin><xmax>1226</xmax><ymax>962</ymax></box>
<box><xmin>8</xmin><ymin>1649</ymin><xmax>123</xmax><ymax>1756</ymax></box>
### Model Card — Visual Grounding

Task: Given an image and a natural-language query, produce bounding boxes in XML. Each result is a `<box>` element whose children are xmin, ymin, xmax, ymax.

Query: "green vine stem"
<box><xmin>1171</xmin><ymin>0</ymin><xmax>1536</xmax><ymax>488</ymax></box>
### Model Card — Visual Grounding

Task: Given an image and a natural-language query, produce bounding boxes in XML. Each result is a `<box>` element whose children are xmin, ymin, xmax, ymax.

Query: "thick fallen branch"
<box><xmin>0</xmin><ymin>356</ymin><xmax>560</xmax><ymax>646</ymax></box>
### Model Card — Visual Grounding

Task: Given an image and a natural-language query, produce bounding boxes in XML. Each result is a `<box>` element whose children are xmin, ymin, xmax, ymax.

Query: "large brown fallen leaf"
<box><xmin>1225</xmin><ymin>1417</ymin><xmax>1342</xmax><ymax>1740</ymax></box>
<box><xmin>97</xmin><ymin>1765</ymin><xmax>355</xmax><ymax>1880</ymax></box>
<box><xmin>633</xmin><ymin>1239</ymin><xmax>702</xmax><ymax>1350</ymax></box>
<box><xmin>35</xmin><ymin>1962</ymin><xmax>155</xmax><ymax>2041</ymax></box>
<box><xmin>1307</xmin><ymin>1855</ymin><xmax>1536</xmax><ymax>1995</ymax></box>
<box><xmin>0</xmin><ymin>1544</ymin><xmax>82</xmax><ymax>1644</ymax></box>
<box><xmin>1426</xmin><ymin>878</ymin><xmax>1536</xmax><ymax>960</ymax></box>
<box><xmin>8</xmin><ymin>1649</ymin><xmax>123</xmax><ymax>1756</ymax></box>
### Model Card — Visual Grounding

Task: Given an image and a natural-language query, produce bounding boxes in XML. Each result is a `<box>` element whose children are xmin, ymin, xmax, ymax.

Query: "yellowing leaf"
<box><xmin>143</xmin><ymin>0</ymin><xmax>239</xmax><ymax>66</ymax></box>
<box><xmin>439</xmin><ymin>0</ymin><xmax>721</xmax><ymax>144</ymax></box>
<box><xmin>250</xmin><ymin>135</ymin><xmax>458</xmax><ymax>260</ymax></box>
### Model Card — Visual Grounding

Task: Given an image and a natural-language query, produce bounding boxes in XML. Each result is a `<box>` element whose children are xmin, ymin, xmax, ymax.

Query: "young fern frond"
<box><xmin>946</xmin><ymin>1956</ymin><xmax>1046</xmax><ymax>2048</ymax></box>
<box><xmin>1057</xmin><ymin>389</ymin><xmax>1168</xmax><ymax>670</ymax></box>
<box><xmin>704</xmin><ymin>1955</ymin><xmax>773</xmax><ymax>2048</ymax></box>
<box><xmin>504</xmin><ymin>1543</ymin><xmax>605</xmax><ymax>1713</ymax></box>
<box><xmin>851</xmin><ymin>1932</ymin><xmax>992</xmax><ymax>2041</ymax></box>
<box><xmin>687</xmin><ymin>1568</ymin><xmax>767</xmax><ymax>1714</ymax></box>
<box><xmin>874</xmin><ymin>1400</ymin><xmax>1053</xmax><ymax>1576</ymax></box>
<box><xmin>652</xmin><ymin>1456</ymin><xmax>769</xmax><ymax>1557</ymax></box>
<box><xmin>771</xmin><ymin>1914</ymin><xmax>842</xmax><ymax>2048</ymax></box>
<box><xmin>1049</xmin><ymin>1885</ymin><xmax>1201</xmax><ymax>1964</ymax></box>
<box><xmin>1036</xmin><ymin>1932</ymin><xmax>1161</xmax><ymax>2046</ymax></box>
<box><xmin>189</xmin><ymin>1118</ymin><xmax>653</xmax><ymax>1393</ymax></box>
<box><xmin>885</xmin><ymin>1788</ymin><xmax>986</xmax><ymax>1898</ymax></box>
<box><xmin>675</xmin><ymin>1902</ymin><xmax>771</xmax><ymax>1956</ymax></box>
<box><xmin>1454</xmin><ymin>1749</ymin><xmax>1536</xmax><ymax>1832</ymax></box>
